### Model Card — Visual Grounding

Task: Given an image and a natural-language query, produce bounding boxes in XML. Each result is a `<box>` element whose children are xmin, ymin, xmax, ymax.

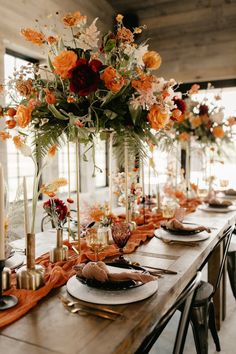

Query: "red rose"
<box><xmin>199</xmin><ymin>104</ymin><xmax>209</xmax><ymax>116</ymax></box>
<box><xmin>69</xmin><ymin>58</ymin><xmax>102</xmax><ymax>96</ymax></box>
<box><xmin>173</xmin><ymin>97</ymin><xmax>186</xmax><ymax>114</ymax></box>
<box><xmin>43</xmin><ymin>198</ymin><xmax>68</xmax><ymax>221</ymax></box>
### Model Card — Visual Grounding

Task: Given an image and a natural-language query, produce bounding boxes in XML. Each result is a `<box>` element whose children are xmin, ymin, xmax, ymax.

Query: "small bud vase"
<box><xmin>50</xmin><ymin>229</ymin><xmax>68</xmax><ymax>263</ymax></box>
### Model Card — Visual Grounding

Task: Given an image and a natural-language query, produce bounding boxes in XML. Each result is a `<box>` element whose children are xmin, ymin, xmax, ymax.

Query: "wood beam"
<box><xmin>140</xmin><ymin>2</ymin><xmax>236</xmax><ymax>30</ymax></box>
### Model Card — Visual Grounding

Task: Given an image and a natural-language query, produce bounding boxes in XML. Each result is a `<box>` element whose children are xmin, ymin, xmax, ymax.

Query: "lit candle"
<box><xmin>0</xmin><ymin>164</ymin><xmax>5</xmax><ymax>260</ymax></box>
<box><xmin>23</xmin><ymin>176</ymin><xmax>30</xmax><ymax>235</ymax></box>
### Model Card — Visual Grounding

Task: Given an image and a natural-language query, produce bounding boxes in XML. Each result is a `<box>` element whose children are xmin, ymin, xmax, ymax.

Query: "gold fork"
<box><xmin>59</xmin><ymin>295</ymin><xmax>123</xmax><ymax>318</ymax></box>
<box><xmin>68</xmin><ymin>306</ymin><xmax>117</xmax><ymax>320</ymax></box>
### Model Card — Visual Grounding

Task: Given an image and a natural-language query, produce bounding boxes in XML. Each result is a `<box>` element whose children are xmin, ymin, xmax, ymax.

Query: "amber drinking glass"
<box><xmin>111</xmin><ymin>222</ymin><xmax>131</xmax><ymax>263</ymax></box>
<box><xmin>86</xmin><ymin>228</ymin><xmax>108</xmax><ymax>261</ymax></box>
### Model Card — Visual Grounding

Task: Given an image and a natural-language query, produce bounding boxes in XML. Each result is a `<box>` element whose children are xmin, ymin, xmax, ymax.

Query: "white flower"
<box><xmin>133</xmin><ymin>43</ymin><xmax>149</xmax><ymax>66</ymax></box>
<box><xmin>210</xmin><ymin>111</ymin><xmax>224</xmax><ymax>124</ymax></box>
<box><xmin>76</xmin><ymin>18</ymin><xmax>100</xmax><ymax>51</ymax></box>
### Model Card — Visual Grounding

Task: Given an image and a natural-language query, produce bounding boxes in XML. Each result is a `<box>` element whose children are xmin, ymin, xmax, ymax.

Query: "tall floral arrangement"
<box><xmin>172</xmin><ymin>84</ymin><xmax>233</xmax><ymax>150</ymax></box>
<box><xmin>0</xmin><ymin>11</ymin><xmax>178</xmax><ymax>160</ymax></box>
<box><xmin>0</xmin><ymin>11</ymin><xmax>180</xmax><ymax>232</ymax></box>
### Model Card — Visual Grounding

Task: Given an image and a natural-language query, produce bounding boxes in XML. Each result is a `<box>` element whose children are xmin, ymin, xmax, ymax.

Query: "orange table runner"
<box><xmin>0</xmin><ymin>198</ymin><xmax>201</xmax><ymax>328</ymax></box>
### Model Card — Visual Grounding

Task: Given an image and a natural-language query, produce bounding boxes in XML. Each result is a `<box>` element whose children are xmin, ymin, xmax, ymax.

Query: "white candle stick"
<box><xmin>141</xmin><ymin>159</ymin><xmax>145</xmax><ymax>200</ymax></box>
<box><xmin>23</xmin><ymin>176</ymin><xmax>30</xmax><ymax>235</ymax></box>
<box><xmin>109</xmin><ymin>132</ymin><xmax>113</xmax><ymax>213</ymax></box>
<box><xmin>124</xmin><ymin>140</ymin><xmax>129</xmax><ymax>222</ymax></box>
<box><xmin>67</xmin><ymin>141</ymin><xmax>71</xmax><ymax>241</ymax></box>
<box><xmin>75</xmin><ymin>140</ymin><xmax>81</xmax><ymax>253</ymax></box>
<box><xmin>0</xmin><ymin>164</ymin><xmax>5</xmax><ymax>260</ymax></box>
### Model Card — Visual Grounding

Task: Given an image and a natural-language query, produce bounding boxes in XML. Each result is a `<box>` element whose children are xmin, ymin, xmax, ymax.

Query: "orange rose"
<box><xmin>21</xmin><ymin>28</ymin><xmax>45</xmax><ymax>45</ymax></box>
<box><xmin>117</xmin><ymin>27</ymin><xmax>134</xmax><ymax>43</ymax></box>
<box><xmin>0</xmin><ymin>131</ymin><xmax>11</xmax><ymax>141</ymax></box>
<box><xmin>143</xmin><ymin>51</ymin><xmax>162</xmax><ymax>70</ymax></box>
<box><xmin>52</xmin><ymin>51</ymin><xmax>78</xmax><ymax>79</ymax></box>
<box><xmin>62</xmin><ymin>11</ymin><xmax>86</xmax><ymax>27</ymax></box>
<box><xmin>190</xmin><ymin>116</ymin><xmax>202</xmax><ymax>129</ymax></box>
<box><xmin>7</xmin><ymin>108</ymin><xmax>17</xmax><ymax>117</ymax></box>
<box><xmin>147</xmin><ymin>104</ymin><xmax>169</xmax><ymax>130</ymax></box>
<box><xmin>131</xmin><ymin>74</ymin><xmax>153</xmax><ymax>92</ymax></box>
<box><xmin>227</xmin><ymin>117</ymin><xmax>236</xmax><ymax>126</ymax></box>
<box><xmin>213</xmin><ymin>126</ymin><xmax>225</xmax><ymax>138</ymax></box>
<box><xmin>201</xmin><ymin>114</ymin><xmax>209</xmax><ymax>125</ymax></box>
<box><xmin>13</xmin><ymin>135</ymin><xmax>24</xmax><ymax>149</ymax></box>
<box><xmin>44</xmin><ymin>88</ymin><xmax>56</xmax><ymax>104</ymax></box>
<box><xmin>47</xmin><ymin>144</ymin><xmax>57</xmax><ymax>157</ymax></box>
<box><xmin>47</xmin><ymin>36</ymin><xmax>57</xmax><ymax>45</ymax></box>
<box><xmin>171</xmin><ymin>109</ymin><xmax>182</xmax><ymax>121</ymax></box>
<box><xmin>188</xmin><ymin>84</ymin><xmax>200</xmax><ymax>95</ymax></box>
<box><xmin>101</xmin><ymin>66</ymin><xmax>125</xmax><ymax>93</ymax></box>
<box><xmin>179</xmin><ymin>132</ymin><xmax>190</xmax><ymax>142</ymax></box>
<box><xmin>16</xmin><ymin>105</ymin><xmax>32</xmax><ymax>128</ymax></box>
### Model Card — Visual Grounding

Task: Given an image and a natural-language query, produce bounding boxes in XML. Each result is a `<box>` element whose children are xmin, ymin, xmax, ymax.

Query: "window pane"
<box><xmin>95</xmin><ymin>138</ymin><xmax>107</xmax><ymax>188</ymax></box>
<box><xmin>4</xmin><ymin>52</ymin><xmax>35</xmax><ymax>201</ymax></box>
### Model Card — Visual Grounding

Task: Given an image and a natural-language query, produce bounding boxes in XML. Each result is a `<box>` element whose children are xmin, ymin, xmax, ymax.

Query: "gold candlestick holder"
<box><xmin>50</xmin><ymin>229</ymin><xmax>68</xmax><ymax>263</ymax></box>
<box><xmin>16</xmin><ymin>233</ymin><xmax>45</xmax><ymax>290</ymax></box>
<box><xmin>0</xmin><ymin>259</ymin><xmax>18</xmax><ymax>310</ymax></box>
<box><xmin>1</xmin><ymin>266</ymin><xmax>11</xmax><ymax>291</ymax></box>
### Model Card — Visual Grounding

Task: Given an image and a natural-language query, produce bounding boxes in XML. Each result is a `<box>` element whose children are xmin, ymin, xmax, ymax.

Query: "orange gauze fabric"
<box><xmin>0</xmin><ymin>223</ymin><xmax>155</xmax><ymax>328</ymax></box>
<box><xmin>0</xmin><ymin>200</ymin><xmax>201</xmax><ymax>328</ymax></box>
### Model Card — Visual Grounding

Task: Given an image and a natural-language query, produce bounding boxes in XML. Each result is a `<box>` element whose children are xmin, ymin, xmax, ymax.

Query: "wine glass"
<box><xmin>111</xmin><ymin>222</ymin><xmax>131</xmax><ymax>263</ymax></box>
<box><xmin>86</xmin><ymin>228</ymin><xmax>108</xmax><ymax>262</ymax></box>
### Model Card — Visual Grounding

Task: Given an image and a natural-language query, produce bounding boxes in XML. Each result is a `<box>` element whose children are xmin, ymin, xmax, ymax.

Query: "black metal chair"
<box><xmin>227</xmin><ymin>227</ymin><xmax>236</xmax><ymax>299</ymax></box>
<box><xmin>188</xmin><ymin>225</ymin><xmax>234</xmax><ymax>354</ymax></box>
<box><xmin>135</xmin><ymin>271</ymin><xmax>202</xmax><ymax>354</ymax></box>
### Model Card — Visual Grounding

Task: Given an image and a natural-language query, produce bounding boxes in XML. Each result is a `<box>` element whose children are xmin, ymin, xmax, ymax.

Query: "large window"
<box><xmin>190</xmin><ymin>87</ymin><xmax>236</xmax><ymax>188</ymax></box>
<box><xmin>95</xmin><ymin>138</ymin><xmax>107</xmax><ymax>188</ymax></box>
<box><xmin>4</xmin><ymin>52</ymin><xmax>36</xmax><ymax>201</ymax></box>
<box><xmin>58</xmin><ymin>143</ymin><xmax>77</xmax><ymax>193</ymax></box>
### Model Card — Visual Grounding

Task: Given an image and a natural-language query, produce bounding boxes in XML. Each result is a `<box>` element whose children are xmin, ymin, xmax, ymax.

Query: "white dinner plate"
<box><xmin>154</xmin><ymin>228</ymin><xmax>210</xmax><ymax>243</ymax></box>
<box><xmin>198</xmin><ymin>205</ymin><xmax>236</xmax><ymax>213</ymax></box>
<box><xmin>66</xmin><ymin>266</ymin><xmax>158</xmax><ymax>305</ymax></box>
<box><xmin>5</xmin><ymin>253</ymin><xmax>25</xmax><ymax>269</ymax></box>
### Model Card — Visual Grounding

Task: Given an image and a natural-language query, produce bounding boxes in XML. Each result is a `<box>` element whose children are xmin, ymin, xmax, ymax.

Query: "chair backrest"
<box><xmin>214</xmin><ymin>225</ymin><xmax>234</xmax><ymax>294</ymax></box>
<box><xmin>135</xmin><ymin>271</ymin><xmax>202</xmax><ymax>354</ymax></box>
<box><xmin>199</xmin><ymin>224</ymin><xmax>234</xmax><ymax>295</ymax></box>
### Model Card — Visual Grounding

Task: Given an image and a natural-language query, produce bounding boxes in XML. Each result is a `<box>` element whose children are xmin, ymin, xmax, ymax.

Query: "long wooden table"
<box><xmin>1</xmin><ymin>209</ymin><xmax>236</xmax><ymax>354</ymax></box>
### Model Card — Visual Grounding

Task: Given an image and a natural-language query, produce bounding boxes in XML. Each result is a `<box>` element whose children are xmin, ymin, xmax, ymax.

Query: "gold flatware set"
<box><xmin>59</xmin><ymin>295</ymin><xmax>123</xmax><ymax>321</ymax></box>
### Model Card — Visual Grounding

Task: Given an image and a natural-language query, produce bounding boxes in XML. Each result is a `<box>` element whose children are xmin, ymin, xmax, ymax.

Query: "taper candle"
<box><xmin>141</xmin><ymin>159</ymin><xmax>145</xmax><ymax>200</ymax></box>
<box><xmin>0</xmin><ymin>164</ymin><xmax>5</xmax><ymax>260</ymax></box>
<box><xmin>75</xmin><ymin>140</ymin><xmax>81</xmax><ymax>253</ymax></box>
<box><xmin>23</xmin><ymin>177</ymin><xmax>30</xmax><ymax>235</ymax></box>
<box><xmin>124</xmin><ymin>140</ymin><xmax>129</xmax><ymax>222</ymax></box>
<box><xmin>109</xmin><ymin>132</ymin><xmax>113</xmax><ymax>213</ymax></box>
<box><xmin>67</xmin><ymin>141</ymin><xmax>71</xmax><ymax>241</ymax></box>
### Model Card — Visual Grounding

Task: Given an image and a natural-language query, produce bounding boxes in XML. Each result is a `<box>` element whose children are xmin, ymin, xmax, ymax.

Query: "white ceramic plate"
<box><xmin>154</xmin><ymin>228</ymin><xmax>210</xmax><ymax>243</ymax></box>
<box><xmin>198</xmin><ymin>205</ymin><xmax>236</xmax><ymax>213</ymax></box>
<box><xmin>5</xmin><ymin>253</ymin><xmax>25</xmax><ymax>269</ymax></box>
<box><xmin>66</xmin><ymin>266</ymin><xmax>158</xmax><ymax>305</ymax></box>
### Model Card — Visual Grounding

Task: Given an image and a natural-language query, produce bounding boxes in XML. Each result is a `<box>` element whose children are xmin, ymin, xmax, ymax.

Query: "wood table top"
<box><xmin>1</xmin><ymin>209</ymin><xmax>236</xmax><ymax>354</ymax></box>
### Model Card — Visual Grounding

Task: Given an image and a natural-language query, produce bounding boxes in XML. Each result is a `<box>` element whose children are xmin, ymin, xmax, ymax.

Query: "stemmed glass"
<box><xmin>111</xmin><ymin>222</ymin><xmax>131</xmax><ymax>263</ymax></box>
<box><xmin>86</xmin><ymin>228</ymin><xmax>108</xmax><ymax>261</ymax></box>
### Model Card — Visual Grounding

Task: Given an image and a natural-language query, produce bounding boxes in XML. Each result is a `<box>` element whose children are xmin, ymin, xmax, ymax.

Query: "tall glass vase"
<box><xmin>180</xmin><ymin>139</ymin><xmax>191</xmax><ymax>197</ymax></box>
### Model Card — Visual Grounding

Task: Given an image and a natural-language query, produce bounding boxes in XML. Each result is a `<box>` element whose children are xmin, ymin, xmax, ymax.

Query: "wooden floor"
<box><xmin>151</xmin><ymin>263</ymin><xmax>236</xmax><ymax>354</ymax></box>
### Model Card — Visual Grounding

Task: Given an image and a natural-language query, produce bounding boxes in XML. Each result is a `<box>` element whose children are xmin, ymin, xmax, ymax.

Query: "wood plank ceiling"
<box><xmin>109</xmin><ymin>0</ymin><xmax>236</xmax><ymax>83</ymax></box>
